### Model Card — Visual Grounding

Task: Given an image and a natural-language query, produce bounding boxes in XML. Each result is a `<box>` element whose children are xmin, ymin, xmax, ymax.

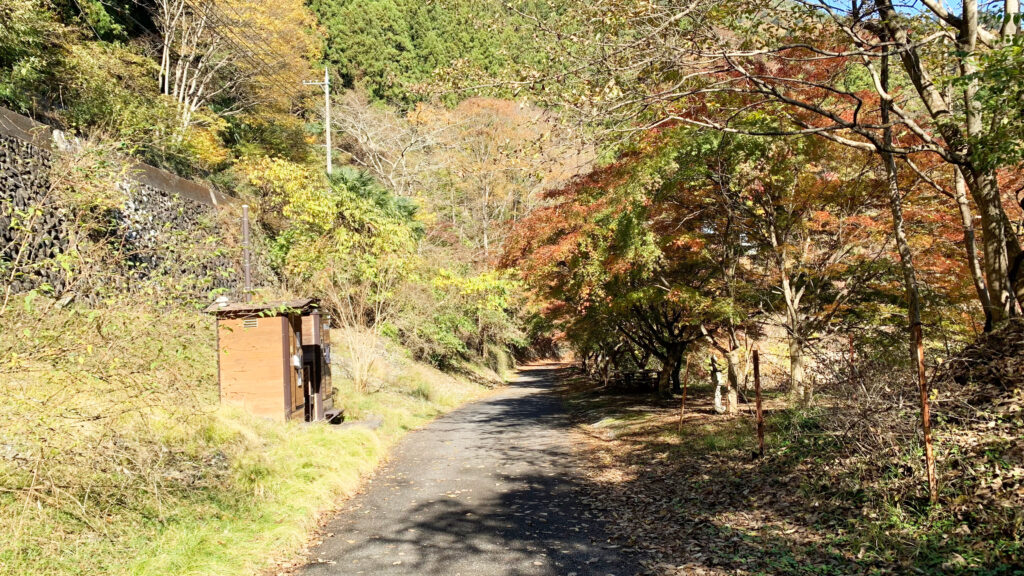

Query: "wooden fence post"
<box><xmin>913</xmin><ymin>324</ymin><xmax>938</xmax><ymax>503</ymax></box>
<box><xmin>754</xmin><ymin>348</ymin><xmax>765</xmax><ymax>459</ymax></box>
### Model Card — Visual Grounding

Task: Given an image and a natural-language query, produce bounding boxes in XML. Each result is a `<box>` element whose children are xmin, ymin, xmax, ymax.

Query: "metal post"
<box><xmin>324</xmin><ymin>67</ymin><xmax>332</xmax><ymax>176</ymax></box>
<box><xmin>242</xmin><ymin>204</ymin><xmax>252</xmax><ymax>302</ymax></box>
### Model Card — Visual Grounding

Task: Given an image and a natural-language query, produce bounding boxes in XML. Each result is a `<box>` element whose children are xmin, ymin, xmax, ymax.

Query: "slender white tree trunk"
<box><xmin>724</xmin><ymin>346</ymin><xmax>741</xmax><ymax>415</ymax></box>
<box><xmin>955</xmin><ymin>167</ymin><xmax>993</xmax><ymax>329</ymax></box>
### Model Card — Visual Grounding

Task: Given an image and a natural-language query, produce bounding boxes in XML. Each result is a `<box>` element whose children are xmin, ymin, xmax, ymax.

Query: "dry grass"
<box><xmin>0</xmin><ymin>296</ymin><xmax>497</xmax><ymax>576</ymax></box>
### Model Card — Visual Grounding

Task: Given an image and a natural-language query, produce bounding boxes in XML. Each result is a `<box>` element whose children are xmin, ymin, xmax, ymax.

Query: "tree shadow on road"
<box><xmin>302</xmin><ymin>364</ymin><xmax>639</xmax><ymax>576</ymax></box>
<box><xmin>303</xmin><ymin>363</ymin><xmax>965</xmax><ymax>576</ymax></box>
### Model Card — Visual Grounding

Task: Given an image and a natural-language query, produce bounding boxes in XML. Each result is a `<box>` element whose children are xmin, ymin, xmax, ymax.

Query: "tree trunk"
<box><xmin>724</xmin><ymin>346</ymin><xmax>742</xmax><ymax>415</ymax></box>
<box><xmin>739</xmin><ymin>345</ymin><xmax>750</xmax><ymax>393</ymax></box>
<box><xmin>671</xmin><ymin>358</ymin><xmax>683</xmax><ymax>394</ymax></box>
<box><xmin>789</xmin><ymin>336</ymin><xmax>806</xmax><ymax>402</ymax></box>
<box><xmin>640</xmin><ymin>350</ymin><xmax>651</xmax><ymax>372</ymax></box>
<box><xmin>781</xmin><ymin>273</ymin><xmax>807</xmax><ymax>401</ymax></box>
<box><xmin>658</xmin><ymin>354</ymin><xmax>677</xmax><ymax>398</ymax></box>
<box><xmin>955</xmin><ymin>167</ymin><xmax>993</xmax><ymax>330</ymax></box>
<box><xmin>657</xmin><ymin>365</ymin><xmax>671</xmax><ymax>396</ymax></box>
<box><xmin>883</xmin><ymin>150</ymin><xmax>923</xmax><ymax>353</ymax></box>
<box><xmin>877</xmin><ymin>0</ymin><xmax>1022</xmax><ymax>320</ymax></box>
<box><xmin>881</xmin><ymin>48</ymin><xmax>940</xmax><ymax>500</ymax></box>
<box><xmin>882</xmin><ymin>49</ymin><xmax>924</xmax><ymax>365</ymax></box>
<box><xmin>955</xmin><ymin>2</ymin><xmax>1020</xmax><ymax>320</ymax></box>
<box><xmin>964</xmin><ymin>161</ymin><xmax>1019</xmax><ymax>322</ymax></box>
<box><xmin>712</xmin><ymin>357</ymin><xmax>726</xmax><ymax>414</ymax></box>
<box><xmin>1002</xmin><ymin>209</ymin><xmax>1024</xmax><ymax>311</ymax></box>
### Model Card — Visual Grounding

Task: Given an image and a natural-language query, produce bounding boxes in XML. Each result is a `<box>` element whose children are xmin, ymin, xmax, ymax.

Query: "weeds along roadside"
<box><xmin>0</xmin><ymin>297</ymin><xmax>495</xmax><ymax>576</ymax></box>
<box><xmin>0</xmin><ymin>141</ymin><xmax>502</xmax><ymax>576</ymax></box>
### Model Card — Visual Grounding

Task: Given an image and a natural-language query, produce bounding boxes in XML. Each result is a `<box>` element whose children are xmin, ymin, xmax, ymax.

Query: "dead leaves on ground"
<box><xmin>567</xmin><ymin>393</ymin><xmax>888</xmax><ymax>576</ymax></box>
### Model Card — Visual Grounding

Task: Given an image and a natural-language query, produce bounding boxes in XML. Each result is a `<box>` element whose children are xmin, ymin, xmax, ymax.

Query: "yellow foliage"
<box><xmin>234</xmin><ymin>155</ymin><xmax>329</xmax><ymax>232</ymax></box>
<box><xmin>218</xmin><ymin>0</ymin><xmax>322</xmax><ymax>113</ymax></box>
<box><xmin>182</xmin><ymin>122</ymin><xmax>232</xmax><ymax>172</ymax></box>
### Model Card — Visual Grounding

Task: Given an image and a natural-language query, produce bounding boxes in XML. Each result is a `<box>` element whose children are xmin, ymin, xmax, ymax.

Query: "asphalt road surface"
<box><xmin>300</xmin><ymin>364</ymin><xmax>636</xmax><ymax>576</ymax></box>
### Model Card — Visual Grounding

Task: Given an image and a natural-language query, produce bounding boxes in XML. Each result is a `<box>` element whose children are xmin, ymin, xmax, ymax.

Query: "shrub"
<box><xmin>0</xmin><ymin>0</ymin><xmax>68</xmax><ymax>112</ymax></box>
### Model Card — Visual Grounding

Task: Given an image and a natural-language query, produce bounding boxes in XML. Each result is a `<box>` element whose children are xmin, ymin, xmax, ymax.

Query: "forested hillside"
<box><xmin>2</xmin><ymin>0</ymin><xmax>1024</xmax><ymax>574</ymax></box>
<box><xmin>309</xmin><ymin>0</ymin><xmax>564</xmax><ymax>107</ymax></box>
<box><xmin>498</xmin><ymin>1</ymin><xmax>1024</xmax><ymax>573</ymax></box>
<box><xmin>0</xmin><ymin>0</ymin><xmax>570</xmax><ymax>369</ymax></box>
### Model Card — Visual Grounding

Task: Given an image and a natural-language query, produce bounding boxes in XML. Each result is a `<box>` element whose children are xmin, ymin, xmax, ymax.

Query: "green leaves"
<box><xmin>311</xmin><ymin>0</ymin><xmax>567</xmax><ymax>107</ymax></box>
<box><xmin>0</xmin><ymin>0</ymin><xmax>68</xmax><ymax>111</ymax></box>
<box><xmin>969</xmin><ymin>33</ymin><xmax>1024</xmax><ymax>169</ymax></box>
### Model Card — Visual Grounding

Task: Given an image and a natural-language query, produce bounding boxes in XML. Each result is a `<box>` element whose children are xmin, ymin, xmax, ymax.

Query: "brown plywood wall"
<box><xmin>301</xmin><ymin>315</ymin><xmax>317</xmax><ymax>346</ymax></box>
<box><xmin>217</xmin><ymin>316</ymin><xmax>288</xmax><ymax>420</ymax></box>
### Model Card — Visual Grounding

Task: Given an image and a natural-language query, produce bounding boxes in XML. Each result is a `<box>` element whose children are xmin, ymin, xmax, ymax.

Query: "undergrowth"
<box><xmin>561</xmin><ymin>362</ymin><xmax>1023</xmax><ymax>575</ymax></box>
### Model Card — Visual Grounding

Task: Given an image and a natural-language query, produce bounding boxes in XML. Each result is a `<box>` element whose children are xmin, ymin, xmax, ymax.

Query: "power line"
<box><xmin>184</xmin><ymin>0</ymin><xmax>324</xmax><ymax>97</ymax></box>
<box><xmin>70</xmin><ymin>0</ymin><xmax>104</xmax><ymax>39</ymax></box>
<box><xmin>179</xmin><ymin>0</ymin><xmax>308</xmax><ymax>91</ymax></box>
<box><xmin>115</xmin><ymin>0</ymin><xmax>302</xmax><ymax>97</ymax></box>
<box><xmin>173</xmin><ymin>0</ymin><xmax>310</xmax><ymax>101</ymax></box>
<box><xmin>207</xmin><ymin>0</ymin><xmax>318</xmax><ymax>76</ymax></box>
<box><xmin>119</xmin><ymin>0</ymin><xmax>316</xmax><ymax>102</ymax></box>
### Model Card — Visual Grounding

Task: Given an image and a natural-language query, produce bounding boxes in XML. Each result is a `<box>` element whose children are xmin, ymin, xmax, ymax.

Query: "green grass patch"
<box><xmin>674</xmin><ymin>417</ymin><xmax>754</xmax><ymax>455</ymax></box>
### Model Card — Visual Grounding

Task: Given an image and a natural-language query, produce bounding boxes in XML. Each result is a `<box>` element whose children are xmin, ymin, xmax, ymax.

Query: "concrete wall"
<box><xmin>0</xmin><ymin>106</ymin><xmax>270</xmax><ymax>300</ymax></box>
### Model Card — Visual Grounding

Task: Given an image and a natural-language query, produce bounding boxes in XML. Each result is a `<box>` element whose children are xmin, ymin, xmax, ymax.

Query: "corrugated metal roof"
<box><xmin>205</xmin><ymin>298</ymin><xmax>317</xmax><ymax>315</ymax></box>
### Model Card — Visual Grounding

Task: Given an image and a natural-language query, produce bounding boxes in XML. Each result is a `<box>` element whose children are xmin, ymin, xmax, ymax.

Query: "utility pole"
<box><xmin>304</xmin><ymin>68</ymin><xmax>332</xmax><ymax>175</ymax></box>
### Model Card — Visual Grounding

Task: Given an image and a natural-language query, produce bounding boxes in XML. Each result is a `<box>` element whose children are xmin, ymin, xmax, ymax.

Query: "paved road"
<box><xmin>300</xmin><ymin>364</ymin><xmax>635</xmax><ymax>576</ymax></box>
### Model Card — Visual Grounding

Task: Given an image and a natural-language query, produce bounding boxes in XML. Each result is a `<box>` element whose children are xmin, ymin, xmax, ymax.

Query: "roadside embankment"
<box><xmin>0</xmin><ymin>298</ymin><xmax>499</xmax><ymax>576</ymax></box>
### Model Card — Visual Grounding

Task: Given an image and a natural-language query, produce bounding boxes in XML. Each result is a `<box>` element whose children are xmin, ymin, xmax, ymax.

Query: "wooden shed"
<box><xmin>206</xmin><ymin>298</ymin><xmax>332</xmax><ymax>422</ymax></box>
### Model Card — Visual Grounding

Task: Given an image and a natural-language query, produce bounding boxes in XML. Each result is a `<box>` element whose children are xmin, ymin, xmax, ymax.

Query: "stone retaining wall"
<box><xmin>0</xmin><ymin>131</ymin><xmax>67</xmax><ymax>294</ymax></box>
<box><xmin>0</xmin><ymin>106</ymin><xmax>272</xmax><ymax>301</ymax></box>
